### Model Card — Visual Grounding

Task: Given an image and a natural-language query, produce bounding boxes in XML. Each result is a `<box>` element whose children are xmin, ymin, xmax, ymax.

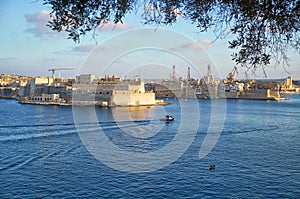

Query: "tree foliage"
<box><xmin>44</xmin><ymin>0</ymin><xmax>300</xmax><ymax>72</ymax></box>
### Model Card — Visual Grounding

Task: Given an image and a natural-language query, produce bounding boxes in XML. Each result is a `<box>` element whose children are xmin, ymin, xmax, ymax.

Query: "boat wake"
<box><xmin>0</xmin><ymin>119</ymin><xmax>157</xmax><ymax>142</ymax></box>
<box><xmin>0</xmin><ymin>145</ymin><xmax>79</xmax><ymax>172</ymax></box>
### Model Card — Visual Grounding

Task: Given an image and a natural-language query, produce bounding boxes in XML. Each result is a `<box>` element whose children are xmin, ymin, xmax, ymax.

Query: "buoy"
<box><xmin>209</xmin><ymin>165</ymin><xmax>216</xmax><ymax>170</ymax></box>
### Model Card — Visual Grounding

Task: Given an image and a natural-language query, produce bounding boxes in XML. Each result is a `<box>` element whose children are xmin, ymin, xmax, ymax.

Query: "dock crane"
<box><xmin>244</xmin><ymin>71</ymin><xmax>256</xmax><ymax>89</ymax></box>
<box><xmin>245</xmin><ymin>71</ymin><xmax>252</xmax><ymax>84</ymax></box>
<box><xmin>48</xmin><ymin>68</ymin><xmax>74</xmax><ymax>79</ymax></box>
<box><xmin>226</xmin><ymin>66</ymin><xmax>238</xmax><ymax>83</ymax></box>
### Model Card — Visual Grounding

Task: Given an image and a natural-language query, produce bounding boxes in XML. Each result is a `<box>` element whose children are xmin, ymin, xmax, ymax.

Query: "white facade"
<box><xmin>75</xmin><ymin>74</ymin><xmax>97</xmax><ymax>84</ymax></box>
<box><xmin>72</xmin><ymin>77</ymin><xmax>156</xmax><ymax>106</ymax></box>
<box><xmin>31</xmin><ymin>93</ymin><xmax>60</xmax><ymax>102</ymax></box>
<box><xmin>30</xmin><ymin>77</ymin><xmax>53</xmax><ymax>95</ymax></box>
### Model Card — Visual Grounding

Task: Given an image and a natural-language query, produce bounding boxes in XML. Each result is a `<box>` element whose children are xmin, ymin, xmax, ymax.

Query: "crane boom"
<box><xmin>226</xmin><ymin>66</ymin><xmax>238</xmax><ymax>83</ymax></box>
<box><xmin>48</xmin><ymin>68</ymin><xmax>74</xmax><ymax>79</ymax></box>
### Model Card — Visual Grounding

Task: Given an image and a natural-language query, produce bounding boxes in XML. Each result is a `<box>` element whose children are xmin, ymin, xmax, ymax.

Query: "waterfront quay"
<box><xmin>0</xmin><ymin>69</ymin><xmax>299</xmax><ymax>105</ymax></box>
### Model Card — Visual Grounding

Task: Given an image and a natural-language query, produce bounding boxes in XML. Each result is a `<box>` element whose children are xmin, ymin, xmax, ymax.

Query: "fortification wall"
<box><xmin>111</xmin><ymin>92</ymin><xmax>155</xmax><ymax>106</ymax></box>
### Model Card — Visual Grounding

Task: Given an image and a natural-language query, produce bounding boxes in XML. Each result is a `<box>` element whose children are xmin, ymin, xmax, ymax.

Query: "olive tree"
<box><xmin>44</xmin><ymin>0</ymin><xmax>300</xmax><ymax>72</ymax></box>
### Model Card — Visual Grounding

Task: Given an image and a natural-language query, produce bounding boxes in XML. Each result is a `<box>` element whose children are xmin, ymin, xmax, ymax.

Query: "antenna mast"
<box><xmin>172</xmin><ymin>65</ymin><xmax>176</xmax><ymax>80</ymax></box>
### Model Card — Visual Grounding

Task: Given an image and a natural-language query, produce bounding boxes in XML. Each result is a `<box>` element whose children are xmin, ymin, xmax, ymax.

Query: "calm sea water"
<box><xmin>0</xmin><ymin>95</ymin><xmax>299</xmax><ymax>198</ymax></box>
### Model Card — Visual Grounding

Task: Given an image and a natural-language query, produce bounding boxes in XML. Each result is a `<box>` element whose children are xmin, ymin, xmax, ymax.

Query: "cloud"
<box><xmin>43</xmin><ymin>57</ymin><xmax>56</xmax><ymax>61</ymax></box>
<box><xmin>180</xmin><ymin>42</ymin><xmax>202</xmax><ymax>49</ymax></box>
<box><xmin>70</xmin><ymin>44</ymin><xmax>98</xmax><ymax>53</ymax></box>
<box><xmin>0</xmin><ymin>57</ymin><xmax>17</xmax><ymax>62</ymax></box>
<box><xmin>167</xmin><ymin>39</ymin><xmax>214</xmax><ymax>53</ymax></box>
<box><xmin>199</xmin><ymin>39</ymin><xmax>213</xmax><ymax>46</ymax></box>
<box><xmin>98</xmin><ymin>21</ymin><xmax>133</xmax><ymax>32</ymax></box>
<box><xmin>25</xmin><ymin>10</ymin><xmax>132</xmax><ymax>40</ymax></box>
<box><xmin>177</xmin><ymin>39</ymin><xmax>213</xmax><ymax>50</ymax></box>
<box><xmin>52</xmin><ymin>44</ymin><xmax>103</xmax><ymax>55</ymax></box>
<box><xmin>25</xmin><ymin>10</ymin><xmax>61</xmax><ymax>39</ymax></box>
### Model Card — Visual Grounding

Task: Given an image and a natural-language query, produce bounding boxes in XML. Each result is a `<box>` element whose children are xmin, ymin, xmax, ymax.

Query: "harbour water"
<box><xmin>0</xmin><ymin>95</ymin><xmax>299</xmax><ymax>198</ymax></box>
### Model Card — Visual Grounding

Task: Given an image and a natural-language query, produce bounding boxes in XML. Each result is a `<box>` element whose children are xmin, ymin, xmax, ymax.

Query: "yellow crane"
<box><xmin>245</xmin><ymin>71</ymin><xmax>252</xmax><ymax>84</ymax></box>
<box><xmin>226</xmin><ymin>66</ymin><xmax>238</xmax><ymax>83</ymax></box>
<box><xmin>48</xmin><ymin>68</ymin><xmax>74</xmax><ymax>79</ymax></box>
<box><xmin>244</xmin><ymin>71</ymin><xmax>256</xmax><ymax>89</ymax></box>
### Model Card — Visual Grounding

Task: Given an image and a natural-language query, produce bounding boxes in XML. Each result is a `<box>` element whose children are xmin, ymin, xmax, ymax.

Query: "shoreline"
<box><xmin>0</xmin><ymin>95</ymin><xmax>290</xmax><ymax>108</ymax></box>
<box><xmin>14</xmin><ymin>98</ymin><xmax>172</xmax><ymax>107</ymax></box>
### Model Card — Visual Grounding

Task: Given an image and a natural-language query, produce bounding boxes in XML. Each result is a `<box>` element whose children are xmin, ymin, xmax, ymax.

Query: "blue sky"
<box><xmin>0</xmin><ymin>0</ymin><xmax>299</xmax><ymax>80</ymax></box>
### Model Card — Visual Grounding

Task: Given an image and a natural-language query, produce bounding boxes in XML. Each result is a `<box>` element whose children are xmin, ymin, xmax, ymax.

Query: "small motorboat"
<box><xmin>159</xmin><ymin>115</ymin><xmax>175</xmax><ymax>122</ymax></box>
<box><xmin>209</xmin><ymin>165</ymin><xmax>216</xmax><ymax>170</ymax></box>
